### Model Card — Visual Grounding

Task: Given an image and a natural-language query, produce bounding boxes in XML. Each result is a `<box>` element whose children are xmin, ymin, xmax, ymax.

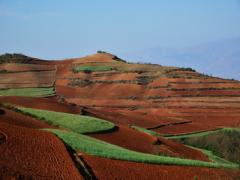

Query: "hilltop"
<box><xmin>0</xmin><ymin>52</ymin><xmax>240</xmax><ymax>179</ymax></box>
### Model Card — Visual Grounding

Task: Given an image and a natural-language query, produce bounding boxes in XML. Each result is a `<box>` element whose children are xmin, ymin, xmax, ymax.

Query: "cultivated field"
<box><xmin>0</xmin><ymin>52</ymin><xmax>240</xmax><ymax>179</ymax></box>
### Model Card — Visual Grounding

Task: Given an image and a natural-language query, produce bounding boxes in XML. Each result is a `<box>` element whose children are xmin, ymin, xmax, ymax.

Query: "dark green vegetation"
<box><xmin>179</xmin><ymin>67</ymin><xmax>196</xmax><ymax>72</ymax></box>
<box><xmin>0</xmin><ymin>70</ymin><xmax>8</xmax><ymax>73</ymax></box>
<box><xmin>177</xmin><ymin>128</ymin><xmax>240</xmax><ymax>164</ymax></box>
<box><xmin>0</xmin><ymin>87</ymin><xmax>55</xmax><ymax>97</ymax></box>
<box><xmin>72</xmin><ymin>65</ymin><xmax>114</xmax><ymax>73</ymax></box>
<box><xmin>17</xmin><ymin>107</ymin><xmax>115</xmax><ymax>134</ymax></box>
<box><xmin>0</xmin><ymin>53</ymin><xmax>36</xmax><ymax>64</ymax></box>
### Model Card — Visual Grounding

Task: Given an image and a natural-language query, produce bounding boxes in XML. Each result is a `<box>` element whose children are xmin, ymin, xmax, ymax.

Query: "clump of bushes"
<box><xmin>0</xmin><ymin>53</ymin><xmax>35</xmax><ymax>64</ymax></box>
<box><xmin>97</xmin><ymin>50</ymin><xmax>107</xmax><ymax>54</ymax></box>
<box><xmin>180</xmin><ymin>67</ymin><xmax>196</xmax><ymax>72</ymax></box>
<box><xmin>68</xmin><ymin>79</ymin><xmax>92</xmax><ymax>87</ymax></box>
<box><xmin>136</xmin><ymin>76</ymin><xmax>153</xmax><ymax>85</ymax></box>
<box><xmin>0</xmin><ymin>70</ymin><xmax>8</xmax><ymax>73</ymax></box>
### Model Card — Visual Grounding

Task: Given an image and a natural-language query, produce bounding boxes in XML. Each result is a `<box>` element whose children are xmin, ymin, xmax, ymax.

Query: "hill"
<box><xmin>122</xmin><ymin>37</ymin><xmax>240</xmax><ymax>80</ymax></box>
<box><xmin>0</xmin><ymin>52</ymin><xmax>240</xmax><ymax>179</ymax></box>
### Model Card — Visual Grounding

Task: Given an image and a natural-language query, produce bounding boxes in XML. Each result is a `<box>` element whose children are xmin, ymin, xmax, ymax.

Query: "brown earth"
<box><xmin>1</xmin><ymin>52</ymin><xmax>240</xmax><ymax>179</ymax></box>
<box><xmin>0</xmin><ymin>96</ymin><xmax>80</xmax><ymax>114</ymax></box>
<box><xmin>0</xmin><ymin>122</ymin><xmax>82</xmax><ymax>180</ymax></box>
<box><xmin>82</xmin><ymin>154</ymin><xmax>240</xmax><ymax>180</ymax></box>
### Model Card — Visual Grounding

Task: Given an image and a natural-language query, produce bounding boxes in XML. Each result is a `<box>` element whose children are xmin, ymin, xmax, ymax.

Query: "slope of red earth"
<box><xmin>53</xmin><ymin>54</ymin><xmax>240</xmax><ymax>136</ymax></box>
<box><xmin>0</xmin><ymin>96</ymin><xmax>80</xmax><ymax>114</ymax></box>
<box><xmin>82</xmin><ymin>155</ymin><xmax>240</xmax><ymax>180</ymax></box>
<box><xmin>0</xmin><ymin>107</ymin><xmax>53</xmax><ymax>129</ymax></box>
<box><xmin>0</xmin><ymin>122</ymin><xmax>82</xmax><ymax>180</ymax></box>
<box><xmin>0</xmin><ymin>63</ymin><xmax>55</xmax><ymax>72</ymax></box>
<box><xmin>89</xmin><ymin>125</ymin><xmax>156</xmax><ymax>153</ymax></box>
<box><xmin>0</xmin><ymin>71</ymin><xmax>56</xmax><ymax>88</ymax></box>
<box><xmin>83</xmin><ymin>107</ymin><xmax>166</xmax><ymax>128</ymax></box>
<box><xmin>89</xmin><ymin>125</ymin><xmax>209</xmax><ymax>161</ymax></box>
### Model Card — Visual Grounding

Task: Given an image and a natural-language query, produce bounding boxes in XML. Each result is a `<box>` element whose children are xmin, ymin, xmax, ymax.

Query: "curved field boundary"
<box><xmin>187</xmin><ymin>146</ymin><xmax>236</xmax><ymax>165</ymax></box>
<box><xmin>132</xmin><ymin>126</ymin><xmax>240</xmax><ymax>140</ymax></box>
<box><xmin>131</xmin><ymin>125</ymin><xmax>166</xmax><ymax>137</ymax></box>
<box><xmin>0</xmin><ymin>87</ymin><xmax>55</xmax><ymax>97</ymax></box>
<box><xmin>17</xmin><ymin>107</ymin><xmax>115</xmax><ymax>134</ymax></box>
<box><xmin>164</xmin><ymin>128</ymin><xmax>240</xmax><ymax>139</ymax></box>
<box><xmin>46</xmin><ymin>129</ymin><xmax>239</xmax><ymax>169</ymax></box>
<box><xmin>131</xmin><ymin>125</ymin><xmax>239</xmax><ymax>166</ymax></box>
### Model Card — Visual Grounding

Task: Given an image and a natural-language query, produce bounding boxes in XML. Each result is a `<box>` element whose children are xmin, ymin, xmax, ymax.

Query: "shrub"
<box><xmin>180</xmin><ymin>67</ymin><xmax>196</xmax><ymax>72</ymax></box>
<box><xmin>97</xmin><ymin>50</ymin><xmax>107</xmax><ymax>54</ymax></box>
<box><xmin>0</xmin><ymin>53</ymin><xmax>35</xmax><ymax>64</ymax></box>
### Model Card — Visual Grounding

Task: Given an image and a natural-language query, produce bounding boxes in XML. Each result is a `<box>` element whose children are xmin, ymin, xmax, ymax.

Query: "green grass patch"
<box><xmin>17</xmin><ymin>107</ymin><xmax>115</xmax><ymax>134</ymax></box>
<box><xmin>0</xmin><ymin>87</ymin><xmax>55</xmax><ymax>97</ymax></box>
<box><xmin>45</xmin><ymin>129</ymin><xmax>238</xmax><ymax>168</ymax></box>
<box><xmin>72</xmin><ymin>66</ymin><xmax>114</xmax><ymax>73</ymax></box>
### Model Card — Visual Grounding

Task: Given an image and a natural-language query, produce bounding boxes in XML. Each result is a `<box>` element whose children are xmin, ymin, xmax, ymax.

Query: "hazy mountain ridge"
<box><xmin>121</xmin><ymin>37</ymin><xmax>240</xmax><ymax>80</ymax></box>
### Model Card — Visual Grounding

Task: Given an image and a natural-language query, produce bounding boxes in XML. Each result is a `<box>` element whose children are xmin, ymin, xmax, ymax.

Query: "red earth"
<box><xmin>1</xmin><ymin>52</ymin><xmax>240</xmax><ymax>179</ymax></box>
<box><xmin>82</xmin><ymin>154</ymin><xmax>240</xmax><ymax>180</ymax></box>
<box><xmin>0</xmin><ymin>122</ymin><xmax>82</xmax><ymax>180</ymax></box>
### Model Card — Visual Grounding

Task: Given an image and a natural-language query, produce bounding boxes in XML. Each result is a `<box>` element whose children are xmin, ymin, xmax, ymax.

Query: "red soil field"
<box><xmin>89</xmin><ymin>125</ymin><xmax>157</xmax><ymax>153</ymax></box>
<box><xmin>0</xmin><ymin>63</ymin><xmax>55</xmax><ymax>72</ymax></box>
<box><xmin>0</xmin><ymin>71</ymin><xmax>56</xmax><ymax>88</ymax></box>
<box><xmin>51</xmin><ymin>53</ymin><xmax>118</xmax><ymax>65</ymax></box>
<box><xmin>84</xmin><ymin>107</ymin><xmax>169</xmax><ymax>128</ymax></box>
<box><xmin>56</xmin><ymin>83</ymin><xmax>144</xmax><ymax>98</ymax></box>
<box><xmin>148</xmin><ymin>77</ymin><xmax>235</xmax><ymax>88</ymax></box>
<box><xmin>0</xmin><ymin>122</ymin><xmax>82</xmax><ymax>180</ymax></box>
<box><xmin>153</xmin><ymin>122</ymin><xmax>217</xmax><ymax>135</ymax></box>
<box><xmin>82</xmin><ymin>155</ymin><xmax>240</xmax><ymax>180</ymax></box>
<box><xmin>0</xmin><ymin>107</ymin><xmax>53</xmax><ymax>129</ymax></box>
<box><xmin>0</xmin><ymin>83</ymin><xmax>54</xmax><ymax>89</ymax></box>
<box><xmin>0</xmin><ymin>96</ymin><xmax>80</xmax><ymax>114</ymax></box>
<box><xmin>67</xmin><ymin>98</ymin><xmax>150</xmax><ymax>107</ymax></box>
<box><xmin>2</xmin><ymin>53</ymin><xmax>240</xmax><ymax>179</ymax></box>
<box><xmin>170</xmin><ymin>82</ymin><xmax>240</xmax><ymax>89</ymax></box>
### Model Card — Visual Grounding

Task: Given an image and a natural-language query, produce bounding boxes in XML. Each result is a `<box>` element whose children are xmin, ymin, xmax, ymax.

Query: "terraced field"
<box><xmin>0</xmin><ymin>52</ymin><xmax>240</xmax><ymax>179</ymax></box>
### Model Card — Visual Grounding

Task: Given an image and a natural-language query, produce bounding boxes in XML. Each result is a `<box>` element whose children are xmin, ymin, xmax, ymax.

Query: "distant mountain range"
<box><xmin>121</xmin><ymin>37</ymin><xmax>240</xmax><ymax>80</ymax></box>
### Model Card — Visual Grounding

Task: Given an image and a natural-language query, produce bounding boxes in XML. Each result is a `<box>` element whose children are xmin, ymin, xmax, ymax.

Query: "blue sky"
<box><xmin>0</xmin><ymin>0</ymin><xmax>240</xmax><ymax>60</ymax></box>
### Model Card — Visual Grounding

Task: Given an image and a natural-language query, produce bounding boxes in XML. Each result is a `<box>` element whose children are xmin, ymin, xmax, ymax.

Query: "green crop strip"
<box><xmin>72</xmin><ymin>66</ymin><xmax>114</xmax><ymax>73</ymax></box>
<box><xmin>45</xmin><ymin>129</ymin><xmax>238</xmax><ymax>169</ymax></box>
<box><xmin>0</xmin><ymin>87</ymin><xmax>55</xmax><ymax>97</ymax></box>
<box><xmin>165</xmin><ymin>128</ymin><xmax>240</xmax><ymax>139</ymax></box>
<box><xmin>17</xmin><ymin>107</ymin><xmax>115</xmax><ymax>134</ymax></box>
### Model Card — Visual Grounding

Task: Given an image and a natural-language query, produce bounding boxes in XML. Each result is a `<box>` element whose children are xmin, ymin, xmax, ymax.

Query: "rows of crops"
<box><xmin>0</xmin><ymin>87</ymin><xmax>55</xmax><ymax>97</ymax></box>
